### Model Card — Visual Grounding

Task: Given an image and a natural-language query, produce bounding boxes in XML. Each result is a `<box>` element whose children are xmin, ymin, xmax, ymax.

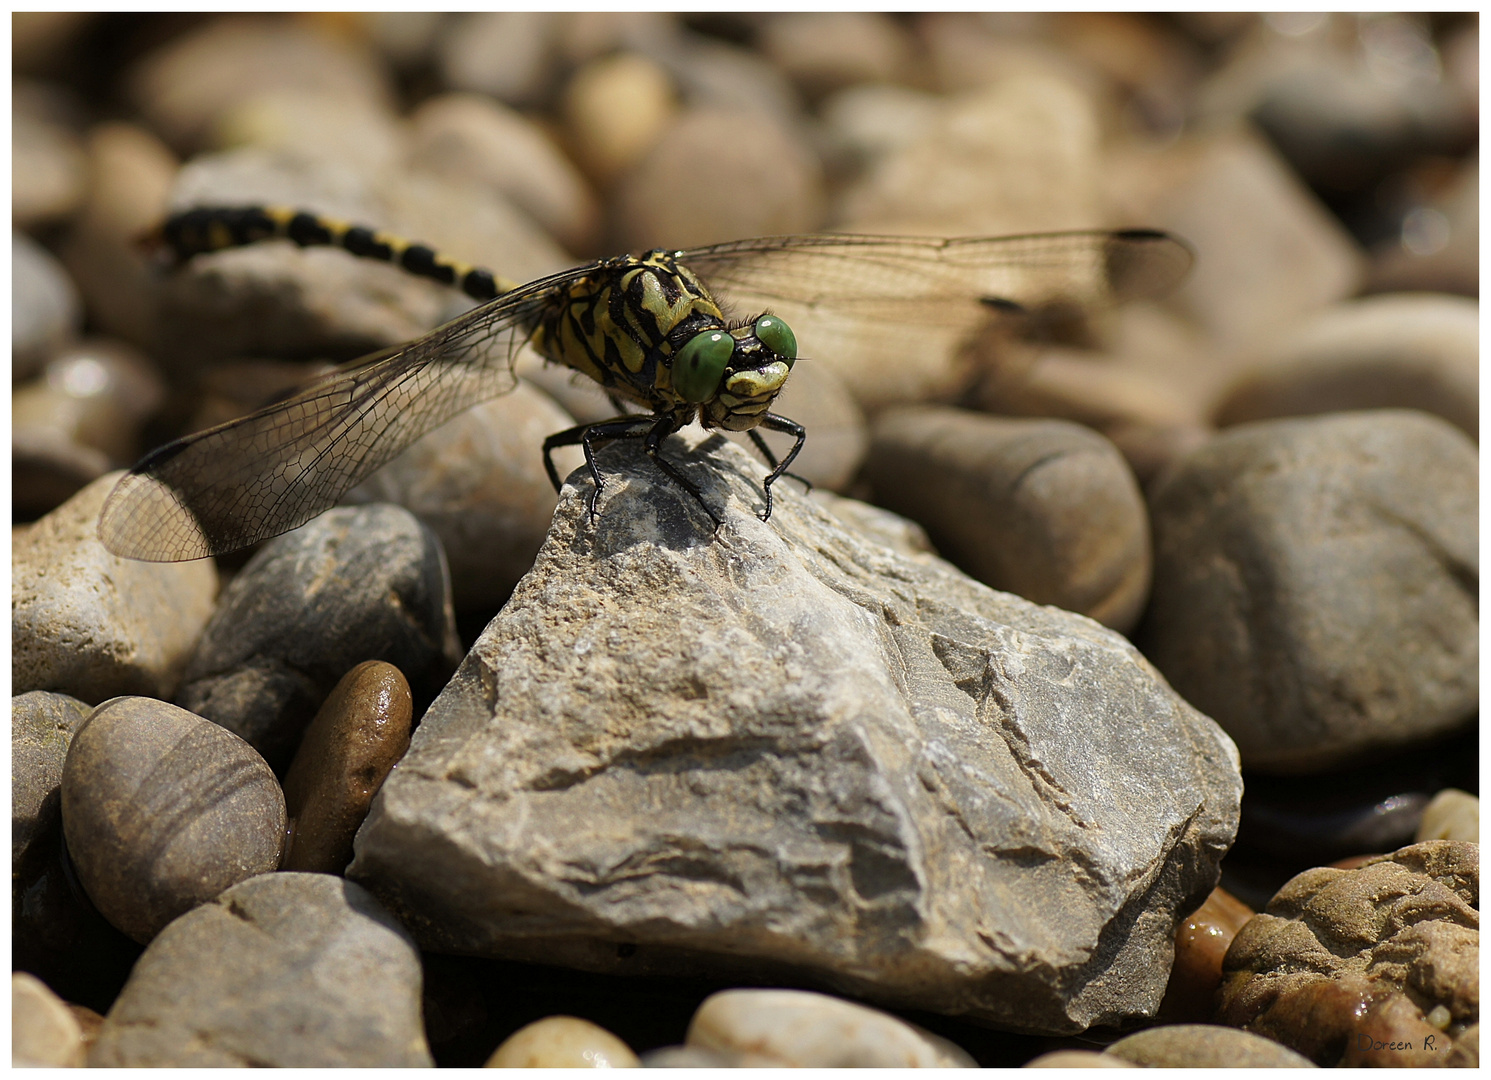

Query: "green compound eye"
<box><xmin>674</xmin><ymin>330</ymin><xmax>734</xmax><ymax>403</ymax></box>
<box><xmin>754</xmin><ymin>316</ymin><xmax>797</xmax><ymax>366</ymax></box>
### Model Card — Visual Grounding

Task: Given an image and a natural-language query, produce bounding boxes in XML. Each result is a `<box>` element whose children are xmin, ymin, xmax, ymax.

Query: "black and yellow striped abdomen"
<box><xmin>153</xmin><ymin>205</ymin><xmax>517</xmax><ymax>304</ymax></box>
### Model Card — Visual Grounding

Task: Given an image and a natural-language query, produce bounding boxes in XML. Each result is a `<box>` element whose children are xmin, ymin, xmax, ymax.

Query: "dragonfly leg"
<box><xmin>644</xmin><ymin>415</ymin><xmax>723</xmax><ymax>531</ymax></box>
<box><xmin>544</xmin><ymin>417</ymin><xmax>650</xmax><ymax>515</ymax></box>
<box><xmin>753</xmin><ymin>414</ymin><xmax>807</xmax><ymax>522</ymax></box>
<box><xmin>747</xmin><ymin>428</ymin><xmax>813</xmax><ymax>495</ymax></box>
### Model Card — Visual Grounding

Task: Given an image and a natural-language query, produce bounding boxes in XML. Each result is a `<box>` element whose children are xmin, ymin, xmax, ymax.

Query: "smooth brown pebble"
<box><xmin>61</xmin><ymin>696</ymin><xmax>285</xmax><ymax>943</ymax></box>
<box><xmin>281</xmin><ymin>661</ymin><xmax>414</xmax><ymax>874</ymax></box>
<box><xmin>1158</xmin><ymin>886</ymin><xmax>1255</xmax><ymax>1022</ymax></box>
<box><xmin>486</xmin><ymin>1015</ymin><xmax>640</xmax><ymax>1068</ymax></box>
<box><xmin>13</xmin><ymin>971</ymin><xmax>86</xmax><ymax>1067</ymax></box>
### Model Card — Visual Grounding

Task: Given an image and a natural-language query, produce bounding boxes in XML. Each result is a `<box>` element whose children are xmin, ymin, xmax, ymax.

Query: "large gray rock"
<box><xmin>350</xmin><ymin>432</ymin><xmax>1241</xmax><ymax>1034</ymax></box>
<box><xmin>1141</xmin><ymin>410</ymin><xmax>1477</xmax><ymax>773</ymax></box>
<box><xmin>89</xmin><ymin>872</ymin><xmax>432</xmax><ymax>1067</ymax></box>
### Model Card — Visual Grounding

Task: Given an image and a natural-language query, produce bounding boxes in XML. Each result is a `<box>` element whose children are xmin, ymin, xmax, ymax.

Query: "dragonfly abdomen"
<box><xmin>150</xmin><ymin>205</ymin><xmax>518</xmax><ymax>304</ymax></box>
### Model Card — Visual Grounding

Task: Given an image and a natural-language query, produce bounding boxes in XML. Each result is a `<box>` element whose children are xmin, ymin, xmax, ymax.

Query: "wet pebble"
<box><xmin>410</xmin><ymin>92</ymin><xmax>600</xmax><ymax>254</ymax></box>
<box><xmin>177</xmin><ymin>503</ymin><xmax>461</xmax><ymax>770</ymax></box>
<box><xmin>866</xmin><ymin>407</ymin><xmax>1151</xmax><ymax>632</ymax></box>
<box><xmin>13</xmin><ymin>229</ymin><xmax>82</xmax><ymax>380</ymax></box>
<box><xmin>12</xmin><ymin>691</ymin><xmax>91</xmax><ymax>876</ymax></box>
<box><xmin>13</xmin><ymin>471</ymin><xmax>219</xmax><ymax>702</ymax></box>
<box><xmin>1105</xmin><ymin>1024</ymin><xmax>1315</xmax><ymax>1068</ymax></box>
<box><xmin>13</xmin><ymin>971</ymin><xmax>87</xmax><ymax>1067</ymax></box>
<box><xmin>1217</xmin><ymin>840</ymin><xmax>1478</xmax><ymax>1067</ymax></box>
<box><xmin>560</xmin><ymin>52</ymin><xmax>678</xmax><ymax>188</ymax></box>
<box><xmin>1416</xmin><ymin>789</ymin><xmax>1479</xmax><ymax>844</ymax></box>
<box><xmin>485</xmin><ymin>1015</ymin><xmax>640</xmax><ymax>1068</ymax></box>
<box><xmin>611</xmin><ymin>104</ymin><xmax>823</xmax><ymax>252</ymax></box>
<box><xmin>280</xmin><ymin>661</ymin><xmax>413</xmax><ymax>874</ymax></box>
<box><xmin>1157</xmin><ymin>886</ymin><xmax>1255</xmax><ymax>1023</ymax></box>
<box><xmin>60</xmin><ymin>695</ymin><xmax>286</xmax><ymax>943</ymax></box>
<box><xmin>89</xmin><ymin>872</ymin><xmax>432</xmax><ymax>1067</ymax></box>
<box><xmin>56</xmin><ymin>121</ymin><xmax>178</xmax><ymax>349</ymax></box>
<box><xmin>1214</xmin><ymin>293</ymin><xmax>1478</xmax><ymax>439</ymax></box>
<box><xmin>686</xmin><ymin>989</ymin><xmax>976</xmax><ymax>1068</ymax></box>
<box><xmin>1142</xmin><ymin>410</ymin><xmax>1477</xmax><ymax>772</ymax></box>
<box><xmin>346</xmin><ymin>381</ymin><xmax>583</xmax><ymax>613</ymax></box>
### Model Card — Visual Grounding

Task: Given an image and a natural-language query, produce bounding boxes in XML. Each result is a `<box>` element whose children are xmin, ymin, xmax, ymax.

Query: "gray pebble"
<box><xmin>61</xmin><ymin>696</ymin><xmax>286</xmax><ymax>943</ymax></box>
<box><xmin>176</xmin><ymin>503</ymin><xmax>461</xmax><ymax>770</ymax></box>
<box><xmin>13</xmin><ymin>229</ymin><xmax>81</xmax><ymax>380</ymax></box>
<box><xmin>124</xmin><ymin>15</ymin><xmax>393</xmax><ymax>152</ymax></box>
<box><xmin>12</xmin><ymin>81</ymin><xmax>87</xmax><ymax>230</ymax></box>
<box><xmin>1215</xmin><ymin>293</ymin><xmax>1478</xmax><ymax>439</ymax></box>
<box><xmin>89</xmin><ymin>872</ymin><xmax>432</xmax><ymax>1067</ymax></box>
<box><xmin>866</xmin><ymin>406</ymin><xmax>1151</xmax><ymax>632</ymax></box>
<box><xmin>611</xmin><ymin>104</ymin><xmax>823</xmax><ymax>252</ymax></box>
<box><xmin>12</xmin><ymin>691</ymin><xmax>91</xmax><ymax>878</ymax></box>
<box><xmin>436</xmin><ymin>11</ymin><xmax>560</xmax><ymax>106</ymax></box>
<box><xmin>54</xmin><ymin>121</ymin><xmax>178</xmax><ymax>350</ymax></box>
<box><xmin>1105</xmin><ymin>1024</ymin><xmax>1315</xmax><ymax>1068</ymax></box>
<box><xmin>408</xmin><ymin>91</ymin><xmax>601</xmax><ymax>254</ymax></box>
<box><xmin>13</xmin><ymin>471</ymin><xmax>219</xmax><ymax>703</ymax></box>
<box><xmin>1142</xmin><ymin>410</ymin><xmax>1477</xmax><ymax>772</ymax></box>
<box><xmin>1111</xmin><ymin>129</ymin><xmax>1365</xmax><ymax>348</ymax></box>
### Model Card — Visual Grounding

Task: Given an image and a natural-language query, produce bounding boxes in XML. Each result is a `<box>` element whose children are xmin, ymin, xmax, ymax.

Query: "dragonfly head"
<box><xmin>672</xmin><ymin>314</ymin><xmax>797</xmax><ymax>431</ymax></box>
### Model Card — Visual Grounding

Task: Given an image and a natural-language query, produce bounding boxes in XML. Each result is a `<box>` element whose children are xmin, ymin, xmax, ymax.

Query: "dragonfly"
<box><xmin>97</xmin><ymin>206</ymin><xmax>1193</xmax><ymax>562</ymax></box>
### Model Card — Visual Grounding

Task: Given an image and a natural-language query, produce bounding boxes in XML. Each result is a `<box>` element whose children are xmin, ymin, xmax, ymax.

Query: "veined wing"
<box><xmin>678</xmin><ymin>230</ymin><xmax>1193</xmax><ymax>325</ymax></box>
<box><xmin>97</xmin><ymin>270</ymin><xmax>588</xmax><ymax>561</ymax></box>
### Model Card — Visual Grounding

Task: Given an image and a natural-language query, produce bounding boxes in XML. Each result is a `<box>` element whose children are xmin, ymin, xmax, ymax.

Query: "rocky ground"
<box><xmin>13</xmin><ymin>12</ymin><xmax>1478</xmax><ymax>1068</ymax></box>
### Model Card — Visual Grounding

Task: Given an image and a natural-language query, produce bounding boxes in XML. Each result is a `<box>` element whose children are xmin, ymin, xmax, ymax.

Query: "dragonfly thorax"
<box><xmin>531</xmin><ymin>251</ymin><xmax>797</xmax><ymax>430</ymax></box>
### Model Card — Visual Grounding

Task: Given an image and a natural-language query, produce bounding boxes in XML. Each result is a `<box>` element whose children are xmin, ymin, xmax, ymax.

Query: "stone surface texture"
<box><xmin>1105</xmin><ymin>1023</ymin><xmax>1316</xmax><ymax>1068</ymax></box>
<box><xmin>177</xmin><ymin>503</ymin><xmax>461</xmax><ymax>771</ymax></box>
<box><xmin>350</xmin><ymin>433</ymin><xmax>1241</xmax><ymax>1034</ymax></box>
<box><xmin>89</xmin><ymin>872</ymin><xmax>432</xmax><ymax>1067</ymax></box>
<box><xmin>61</xmin><ymin>696</ymin><xmax>286</xmax><ymax>943</ymax></box>
<box><xmin>1141</xmin><ymin>410</ymin><xmax>1477</xmax><ymax>773</ymax></box>
<box><xmin>686</xmin><ymin>988</ymin><xmax>975</xmax><ymax>1067</ymax></box>
<box><xmin>1157</xmin><ymin>886</ymin><xmax>1254</xmax><ymax>1023</ymax></box>
<box><xmin>12</xmin><ymin>690</ymin><xmax>91</xmax><ymax>877</ymax></box>
<box><xmin>12</xmin><ymin>971</ymin><xmax>87</xmax><ymax>1067</ymax></box>
<box><xmin>1217</xmin><ymin>840</ymin><xmax>1478</xmax><ymax>1067</ymax></box>
<box><xmin>12</xmin><ymin>471</ymin><xmax>218</xmax><ymax>703</ymax></box>
<box><xmin>281</xmin><ymin>661</ymin><xmax>414</xmax><ymax>875</ymax></box>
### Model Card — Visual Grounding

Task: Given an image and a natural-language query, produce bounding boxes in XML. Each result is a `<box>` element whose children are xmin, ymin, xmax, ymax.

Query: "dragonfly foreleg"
<box><xmin>747</xmin><ymin>427</ymin><xmax>813</xmax><ymax>501</ymax></box>
<box><xmin>753</xmin><ymin>414</ymin><xmax>807</xmax><ymax>522</ymax></box>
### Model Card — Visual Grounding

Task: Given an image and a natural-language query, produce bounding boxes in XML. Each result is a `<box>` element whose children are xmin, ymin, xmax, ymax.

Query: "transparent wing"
<box><xmin>678</xmin><ymin>229</ymin><xmax>1192</xmax><ymax>410</ymax></box>
<box><xmin>97</xmin><ymin>278</ymin><xmax>579</xmax><ymax>561</ymax></box>
<box><xmin>679</xmin><ymin>230</ymin><xmax>1193</xmax><ymax>323</ymax></box>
